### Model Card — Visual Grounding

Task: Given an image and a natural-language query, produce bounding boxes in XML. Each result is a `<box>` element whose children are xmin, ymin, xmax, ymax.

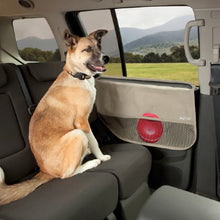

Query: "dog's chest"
<box><xmin>83</xmin><ymin>77</ymin><xmax>96</xmax><ymax>104</ymax></box>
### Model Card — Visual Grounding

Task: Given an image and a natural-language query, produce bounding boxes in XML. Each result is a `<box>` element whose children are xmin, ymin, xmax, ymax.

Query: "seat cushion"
<box><xmin>0</xmin><ymin>172</ymin><xmax>118</xmax><ymax>220</ymax></box>
<box><xmin>137</xmin><ymin>185</ymin><xmax>220</xmax><ymax>220</ymax></box>
<box><xmin>89</xmin><ymin>143</ymin><xmax>151</xmax><ymax>199</ymax></box>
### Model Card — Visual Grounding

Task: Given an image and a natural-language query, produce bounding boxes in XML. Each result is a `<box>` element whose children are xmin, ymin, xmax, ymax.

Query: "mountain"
<box><xmin>103</xmin><ymin>15</ymin><xmax>196</xmax><ymax>56</ymax></box>
<box><xmin>119</xmin><ymin>15</ymin><xmax>194</xmax><ymax>44</ymax></box>
<box><xmin>120</xmin><ymin>28</ymin><xmax>149</xmax><ymax>45</ymax></box>
<box><xmin>17</xmin><ymin>15</ymin><xmax>197</xmax><ymax>56</ymax></box>
<box><xmin>17</xmin><ymin>37</ymin><xmax>58</xmax><ymax>51</ymax></box>
<box><xmin>124</xmin><ymin>28</ymin><xmax>198</xmax><ymax>54</ymax></box>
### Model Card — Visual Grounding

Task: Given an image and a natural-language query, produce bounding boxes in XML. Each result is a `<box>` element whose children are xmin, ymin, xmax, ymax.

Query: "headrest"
<box><xmin>0</xmin><ymin>65</ymin><xmax>8</xmax><ymax>87</ymax></box>
<box><xmin>27</xmin><ymin>62</ymin><xmax>65</xmax><ymax>82</ymax></box>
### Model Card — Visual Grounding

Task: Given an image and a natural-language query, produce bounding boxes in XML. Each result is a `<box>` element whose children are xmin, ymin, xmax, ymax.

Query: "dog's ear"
<box><xmin>63</xmin><ymin>29</ymin><xmax>79</xmax><ymax>48</ymax></box>
<box><xmin>89</xmin><ymin>29</ymin><xmax>108</xmax><ymax>42</ymax></box>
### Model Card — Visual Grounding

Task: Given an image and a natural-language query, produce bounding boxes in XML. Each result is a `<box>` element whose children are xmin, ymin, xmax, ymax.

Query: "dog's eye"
<box><xmin>82</xmin><ymin>46</ymin><xmax>92</xmax><ymax>53</ymax></box>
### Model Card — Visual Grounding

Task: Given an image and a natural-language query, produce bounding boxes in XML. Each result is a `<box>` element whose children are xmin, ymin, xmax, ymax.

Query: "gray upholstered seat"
<box><xmin>137</xmin><ymin>185</ymin><xmax>220</xmax><ymax>220</ymax></box>
<box><xmin>0</xmin><ymin>64</ymin><xmax>118</xmax><ymax>220</ymax></box>
<box><xmin>0</xmin><ymin>172</ymin><xmax>118</xmax><ymax>220</ymax></box>
<box><xmin>89</xmin><ymin>143</ymin><xmax>151</xmax><ymax>199</ymax></box>
<box><xmin>21</xmin><ymin>62</ymin><xmax>152</xmax><ymax>201</ymax></box>
<box><xmin>0</xmin><ymin>62</ymin><xmax>152</xmax><ymax>219</ymax></box>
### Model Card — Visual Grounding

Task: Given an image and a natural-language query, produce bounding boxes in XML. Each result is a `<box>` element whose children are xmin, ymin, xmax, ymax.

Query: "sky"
<box><xmin>116</xmin><ymin>7</ymin><xmax>193</xmax><ymax>30</ymax></box>
<box><xmin>13</xmin><ymin>6</ymin><xmax>194</xmax><ymax>40</ymax></box>
<box><xmin>13</xmin><ymin>18</ymin><xmax>55</xmax><ymax>41</ymax></box>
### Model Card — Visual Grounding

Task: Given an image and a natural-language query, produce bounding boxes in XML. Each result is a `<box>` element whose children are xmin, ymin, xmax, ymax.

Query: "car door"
<box><xmin>68</xmin><ymin>6</ymin><xmax>199</xmax><ymax>190</ymax></box>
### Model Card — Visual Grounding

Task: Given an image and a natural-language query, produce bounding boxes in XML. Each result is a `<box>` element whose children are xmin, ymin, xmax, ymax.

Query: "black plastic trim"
<box><xmin>65</xmin><ymin>12</ymin><xmax>85</xmax><ymax>37</ymax></box>
<box><xmin>110</xmin><ymin>9</ymin><xmax>127</xmax><ymax>77</ymax></box>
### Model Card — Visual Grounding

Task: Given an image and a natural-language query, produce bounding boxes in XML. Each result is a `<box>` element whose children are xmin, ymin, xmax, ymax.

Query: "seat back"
<box><xmin>0</xmin><ymin>64</ymin><xmax>37</xmax><ymax>184</ymax></box>
<box><xmin>20</xmin><ymin>62</ymin><xmax>64</xmax><ymax>104</ymax></box>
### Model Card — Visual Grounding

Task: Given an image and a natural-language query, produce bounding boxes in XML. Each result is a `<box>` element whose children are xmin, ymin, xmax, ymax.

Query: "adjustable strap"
<box><xmin>0</xmin><ymin>46</ymin><xmax>36</xmax><ymax>115</ymax></box>
<box><xmin>74</xmin><ymin>72</ymin><xmax>91</xmax><ymax>80</ymax></box>
<box><xmin>66</xmin><ymin>70</ymin><xmax>91</xmax><ymax>80</ymax></box>
<box><xmin>11</xmin><ymin>64</ymin><xmax>36</xmax><ymax>115</ymax></box>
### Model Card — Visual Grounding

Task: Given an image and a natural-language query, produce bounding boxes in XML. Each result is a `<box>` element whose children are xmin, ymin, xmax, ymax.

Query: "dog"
<box><xmin>0</xmin><ymin>29</ymin><xmax>111</xmax><ymax>205</ymax></box>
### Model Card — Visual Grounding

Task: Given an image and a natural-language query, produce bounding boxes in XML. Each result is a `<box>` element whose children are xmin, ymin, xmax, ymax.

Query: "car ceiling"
<box><xmin>0</xmin><ymin>0</ymin><xmax>220</xmax><ymax>17</ymax></box>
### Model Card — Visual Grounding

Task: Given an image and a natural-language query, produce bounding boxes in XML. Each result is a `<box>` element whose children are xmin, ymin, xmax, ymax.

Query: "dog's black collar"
<box><xmin>67</xmin><ymin>71</ymin><xmax>91</xmax><ymax>80</ymax></box>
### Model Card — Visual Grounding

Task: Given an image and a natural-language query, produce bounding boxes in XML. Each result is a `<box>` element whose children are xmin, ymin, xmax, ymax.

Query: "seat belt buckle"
<box><xmin>28</xmin><ymin>104</ymin><xmax>37</xmax><ymax>115</ymax></box>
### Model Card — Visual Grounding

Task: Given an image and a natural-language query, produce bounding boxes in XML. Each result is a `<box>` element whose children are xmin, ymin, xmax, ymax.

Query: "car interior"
<box><xmin>0</xmin><ymin>0</ymin><xmax>220</xmax><ymax>219</ymax></box>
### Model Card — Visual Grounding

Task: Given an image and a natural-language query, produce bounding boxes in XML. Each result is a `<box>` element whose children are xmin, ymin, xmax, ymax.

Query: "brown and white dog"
<box><xmin>0</xmin><ymin>29</ymin><xmax>111</xmax><ymax>205</ymax></box>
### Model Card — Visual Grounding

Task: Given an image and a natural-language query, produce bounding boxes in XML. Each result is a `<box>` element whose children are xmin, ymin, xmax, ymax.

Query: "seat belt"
<box><xmin>10</xmin><ymin>64</ymin><xmax>36</xmax><ymax>115</ymax></box>
<box><xmin>0</xmin><ymin>46</ymin><xmax>36</xmax><ymax>115</ymax></box>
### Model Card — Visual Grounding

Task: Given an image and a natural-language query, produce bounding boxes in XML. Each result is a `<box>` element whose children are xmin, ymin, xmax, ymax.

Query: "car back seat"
<box><xmin>20</xmin><ymin>62</ymin><xmax>152</xmax><ymax>220</ymax></box>
<box><xmin>0</xmin><ymin>63</ymin><xmax>118</xmax><ymax>220</ymax></box>
<box><xmin>0</xmin><ymin>64</ymin><xmax>36</xmax><ymax>184</ymax></box>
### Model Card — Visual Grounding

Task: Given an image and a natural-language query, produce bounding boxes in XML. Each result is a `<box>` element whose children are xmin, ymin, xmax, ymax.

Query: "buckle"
<box><xmin>28</xmin><ymin>104</ymin><xmax>37</xmax><ymax>115</ymax></box>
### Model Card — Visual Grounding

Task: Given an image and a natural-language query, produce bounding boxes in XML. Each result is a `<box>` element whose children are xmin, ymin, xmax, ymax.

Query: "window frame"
<box><xmin>13</xmin><ymin>17</ymin><xmax>61</xmax><ymax>62</ymax></box>
<box><xmin>66</xmin><ymin>8</ymin><xmax>126</xmax><ymax>77</ymax></box>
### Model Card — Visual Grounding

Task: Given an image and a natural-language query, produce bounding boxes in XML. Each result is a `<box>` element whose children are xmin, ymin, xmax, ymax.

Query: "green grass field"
<box><xmin>104</xmin><ymin>63</ymin><xmax>199</xmax><ymax>85</ymax></box>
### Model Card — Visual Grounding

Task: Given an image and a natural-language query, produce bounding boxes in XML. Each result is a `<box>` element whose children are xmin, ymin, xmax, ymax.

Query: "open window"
<box><xmin>79</xmin><ymin>10</ymin><xmax>123</xmax><ymax>77</ymax></box>
<box><xmin>78</xmin><ymin>6</ymin><xmax>199</xmax><ymax>85</ymax></box>
<box><xmin>13</xmin><ymin>18</ymin><xmax>61</xmax><ymax>62</ymax></box>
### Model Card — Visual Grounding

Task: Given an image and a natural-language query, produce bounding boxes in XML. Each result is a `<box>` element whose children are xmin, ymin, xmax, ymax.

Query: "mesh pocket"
<box><xmin>100</xmin><ymin>115</ymin><xmax>196</xmax><ymax>150</ymax></box>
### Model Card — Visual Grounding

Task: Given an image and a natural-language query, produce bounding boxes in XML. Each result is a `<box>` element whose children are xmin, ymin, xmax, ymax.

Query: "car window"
<box><xmin>77</xmin><ymin>7</ymin><xmax>198</xmax><ymax>85</ymax></box>
<box><xmin>79</xmin><ymin>10</ymin><xmax>123</xmax><ymax>77</ymax></box>
<box><xmin>13</xmin><ymin>18</ymin><xmax>61</xmax><ymax>62</ymax></box>
<box><xmin>115</xmin><ymin>6</ymin><xmax>199</xmax><ymax>85</ymax></box>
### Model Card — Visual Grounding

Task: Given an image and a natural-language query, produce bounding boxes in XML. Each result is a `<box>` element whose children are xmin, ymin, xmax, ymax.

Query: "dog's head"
<box><xmin>64</xmin><ymin>29</ymin><xmax>109</xmax><ymax>76</ymax></box>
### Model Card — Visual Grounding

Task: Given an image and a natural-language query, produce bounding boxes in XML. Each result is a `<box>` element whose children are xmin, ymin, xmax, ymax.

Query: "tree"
<box><xmin>109</xmin><ymin>45</ymin><xmax>199</xmax><ymax>64</ymax></box>
<box><xmin>170</xmin><ymin>45</ymin><xmax>199</xmax><ymax>62</ymax></box>
<box><xmin>190</xmin><ymin>45</ymin><xmax>200</xmax><ymax>59</ymax></box>
<box><xmin>51</xmin><ymin>49</ymin><xmax>61</xmax><ymax>61</ymax></box>
<box><xmin>160</xmin><ymin>53</ymin><xmax>172</xmax><ymax>63</ymax></box>
<box><xmin>143</xmin><ymin>52</ymin><xmax>160</xmax><ymax>63</ymax></box>
<box><xmin>109</xmin><ymin>56</ymin><xmax>121</xmax><ymax>63</ymax></box>
<box><xmin>124</xmin><ymin>52</ymin><xmax>143</xmax><ymax>63</ymax></box>
<box><xmin>170</xmin><ymin>45</ymin><xmax>187</xmax><ymax>62</ymax></box>
<box><xmin>19</xmin><ymin>48</ymin><xmax>61</xmax><ymax>62</ymax></box>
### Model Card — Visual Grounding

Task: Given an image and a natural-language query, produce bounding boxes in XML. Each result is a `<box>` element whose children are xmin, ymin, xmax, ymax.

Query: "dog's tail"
<box><xmin>0</xmin><ymin>167</ymin><xmax>53</xmax><ymax>205</ymax></box>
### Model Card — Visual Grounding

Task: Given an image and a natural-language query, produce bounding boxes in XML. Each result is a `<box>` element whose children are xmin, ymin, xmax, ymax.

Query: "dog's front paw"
<box><xmin>91</xmin><ymin>159</ymin><xmax>101</xmax><ymax>167</ymax></box>
<box><xmin>99</xmin><ymin>154</ymin><xmax>111</xmax><ymax>162</ymax></box>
